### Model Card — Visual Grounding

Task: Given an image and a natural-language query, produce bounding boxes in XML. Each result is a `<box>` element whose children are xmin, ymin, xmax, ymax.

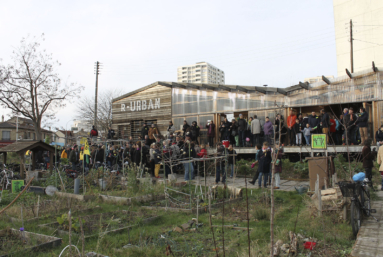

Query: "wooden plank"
<box><xmin>321</xmin><ymin>188</ymin><xmax>337</xmax><ymax>195</ymax></box>
<box><xmin>321</xmin><ymin>194</ymin><xmax>338</xmax><ymax>201</ymax></box>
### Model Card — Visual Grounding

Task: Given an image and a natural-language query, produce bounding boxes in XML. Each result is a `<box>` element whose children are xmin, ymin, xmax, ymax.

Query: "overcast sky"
<box><xmin>0</xmin><ymin>0</ymin><xmax>336</xmax><ymax>130</ymax></box>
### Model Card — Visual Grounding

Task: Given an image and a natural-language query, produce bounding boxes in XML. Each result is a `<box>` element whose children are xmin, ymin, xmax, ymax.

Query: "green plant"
<box><xmin>253</xmin><ymin>206</ymin><xmax>270</xmax><ymax>220</ymax></box>
<box><xmin>57</xmin><ymin>213</ymin><xmax>80</xmax><ymax>232</ymax></box>
<box><xmin>236</xmin><ymin>159</ymin><xmax>252</xmax><ymax>175</ymax></box>
<box><xmin>293</xmin><ymin>161</ymin><xmax>309</xmax><ymax>178</ymax></box>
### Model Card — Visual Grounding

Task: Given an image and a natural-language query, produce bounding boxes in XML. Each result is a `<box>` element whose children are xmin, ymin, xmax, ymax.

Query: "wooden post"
<box><xmin>343</xmin><ymin>204</ymin><xmax>347</xmax><ymax>221</ymax></box>
<box><xmin>19</xmin><ymin>152</ymin><xmax>25</xmax><ymax>179</ymax></box>
<box><xmin>315</xmin><ymin>174</ymin><xmax>322</xmax><ymax>216</ymax></box>
<box><xmin>31</xmin><ymin>151</ymin><xmax>36</xmax><ymax>170</ymax></box>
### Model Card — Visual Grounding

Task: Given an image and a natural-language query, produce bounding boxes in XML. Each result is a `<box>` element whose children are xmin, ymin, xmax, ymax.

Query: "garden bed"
<box><xmin>55</xmin><ymin>191</ymin><xmax>97</xmax><ymax>202</ymax></box>
<box><xmin>142</xmin><ymin>197</ymin><xmax>242</xmax><ymax>213</ymax></box>
<box><xmin>4</xmin><ymin>198</ymin><xmax>98</xmax><ymax>223</ymax></box>
<box><xmin>39</xmin><ymin>210</ymin><xmax>159</xmax><ymax>238</ymax></box>
<box><xmin>0</xmin><ymin>228</ymin><xmax>61</xmax><ymax>256</ymax></box>
<box><xmin>99</xmin><ymin>193</ymin><xmax>165</xmax><ymax>204</ymax></box>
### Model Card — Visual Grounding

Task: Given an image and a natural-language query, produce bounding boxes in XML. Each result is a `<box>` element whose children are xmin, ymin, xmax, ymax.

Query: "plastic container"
<box><xmin>222</xmin><ymin>140</ymin><xmax>230</xmax><ymax>148</ymax></box>
<box><xmin>98</xmin><ymin>179</ymin><xmax>107</xmax><ymax>190</ymax></box>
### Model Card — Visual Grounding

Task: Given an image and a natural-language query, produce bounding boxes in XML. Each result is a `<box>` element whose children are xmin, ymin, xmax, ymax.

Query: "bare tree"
<box><xmin>75</xmin><ymin>89</ymin><xmax>122</xmax><ymax>134</ymax></box>
<box><xmin>0</xmin><ymin>35</ymin><xmax>82</xmax><ymax>140</ymax></box>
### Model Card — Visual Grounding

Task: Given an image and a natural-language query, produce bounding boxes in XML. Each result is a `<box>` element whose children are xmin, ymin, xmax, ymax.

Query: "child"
<box><xmin>249</xmin><ymin>144</ymin><xmax>262</xmax><ymax>185</ymax></box>
<box><xmin>197</xmin><ymin>144</ymin><xmax>208</xmax><ymax>158</ymax></box>
<box><xmin>294</xmin><ymin>118</ymin><xmax>302</xmax><ymax>146</ymax></box>
<box><xmin>302</xmin><ymin>123</ymin><xmax>312</xmax><ymax>146</ymax></box>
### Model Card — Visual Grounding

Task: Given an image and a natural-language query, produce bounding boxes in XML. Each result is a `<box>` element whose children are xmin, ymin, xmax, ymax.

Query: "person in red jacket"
<box><xmin>287</xmin><ymin>110</ymin><xmax>297</xmax><ymax>146</ymax></box>
<box><xmin>329</xmin><ymin>116</ymin><xmax>336</xmax><ymax>145</ymax></box>
<box><xmin>197</xmin><ymin>144</ymin><xmax>207</xmax><ymax>158</ymax></box>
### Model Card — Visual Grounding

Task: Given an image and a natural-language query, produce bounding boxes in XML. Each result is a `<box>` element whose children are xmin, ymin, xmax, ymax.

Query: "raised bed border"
<box><xmin>99</xmin><ymin>193</ymin><xmax>165</xmax><ymax>204</ymax></box>
<box><xmin>55</xmin><ymin>191</ymin><xmax>97</xmax><ymax>202</ymax></box>
<box><xmin>0</xmin><ymin>228</ymin><xmax>62</xmax><ymax>257</ymax></box>
<box><xmin>8</xmin><ymin>206</ymin><xmax>101</xmax><ymax>224</ymax></box>
<box><xmin>38</xmin><ymin>210</ymin><xmax>159</xmax><ymax>238</ymax></box>
<box><xmin>142</xmin><ymin>197</ymin><xmax>243</xmax><ymax>214</ymax></box>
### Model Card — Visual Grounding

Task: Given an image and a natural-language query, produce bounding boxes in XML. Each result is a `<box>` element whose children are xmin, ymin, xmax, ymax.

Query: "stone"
<box><xmin>173</xmin><ymin>227</ymin><xmax>183</xmax><ymax>233</ymax></box>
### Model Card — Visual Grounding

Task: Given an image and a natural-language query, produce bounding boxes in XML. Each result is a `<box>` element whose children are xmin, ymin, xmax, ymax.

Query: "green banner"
<box><xmin>12</xmin><ymin>180</ymin><xmax>24</xmax><ymax>193</ymax></box>
<box><xmin>311</xmin><ymin>134</ymin><xmax>327</xmax><ymax>150</ymax></box>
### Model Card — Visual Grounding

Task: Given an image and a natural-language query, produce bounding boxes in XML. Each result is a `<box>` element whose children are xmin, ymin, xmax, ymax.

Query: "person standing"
<box><xmin>219</xmin><ymin>121</ymin><xmax>225</xmax><ymax>142</ymax></box>
<box><xmin>329</xmin><ymin>116</ymin><xmax>336</xmax><ymax>145</ymax></box>
<box><xmin>287</xmin><ymin>110</ymin><xmax>297</xmax><ymax>146</ymax></box>
<box><xmin>293</xmin><ymin>118</ymin><xmax>302</xmax><ymax>146</ymax></box>
<box><xmin>263</xmin><ymin>117</ymin><xmax>273</xmax><ymax>145</ymax></box>
<box><xmin>247</xmin><ymin>117</ymin><xmax>253</xmax><ymax>146</ymax></box>
<box><xmin>107</xmin><ymin>127</ymin><xmax>115</xmax><ymax>140</ymax></box>
<box><xmin>320</xmin><ymin>109</ymin><xmax>330</xmax><ymax>144</ymax></box>
<box><xmin>344</xmin><ymin>108</ymin><xmax>357</xmax><ymax>145</ymax></box>
<box><xmin>190</xmin><ymin>121</ymin><xmax>200</xmax><ymax>144</ymax></box>
<box><xmin>257</xmin><ymin>142</ymin><xmax>272</xmax><ymax>188</ymax></box>
<box><xmin>376</xmin><ymin>125</ymin><xmax>383</xmax><ymax>148</ymax></box>
<box><xmin>342</xmin><ymin>108</ymin><xmax>349</xmax><ymax>143</ymax></box>
<box><xmin>90</xmin><ymin>126</ymin><xmax>98</xmax><ymax>138</ymax></box>
<box><xmin>69</xmin><ymin>145</ymin><xmax>79</xmax><ymax>170</ymax></box>
<box><xmin>182</xmin><ymin>140</ymin><xmax>195</xmax><ymax>181</ymax></box>
<box><xmin>275</xmin><ymin>114</ymin><xmax>285</xmax><ymax>145</ymax></box>
<box><xmin>274</xmin><ymin>144</ymin><xmax>283</xmax><ymax>189</ymax></box>
<box><xmin>237</xmin><ymin>114</ymin><xmax>247</xmax><ymax>147</ymax></box>
<box><xmin>148</xmin><ymin>124</ymin><xmax>158</xmax><ymax>145</ymax></box>
<box><xmin>223</xmin><ymin>118</ymin><xmax>231</xmax><ymax>141</ymax></box>
<box><xmin>215</xmin><ymin>144</ymin><xmax>226</xmax><ymax>184</ymax></box>
<box><xmin>361</xmin><ymin>138</ymin><xmax>374</xmax><ymax>182</ymax></box>
<box><xmin>182</xmin><ymin>120</ymin><xmax>190</xmax><ymax>137</ymax></box>
<box><xmin>167</xmin><ymin>121</ymin><xmax>175</xmax><ymax>139</ymax></box>
<box><xmin>227</xmin><ymin>144</ymin><xmax>237</xmax><ymax>178</ymax></box>
<box><xmin>251</xmin><ymin>115</ymin><xmax>262</xmax><ymax>146</ymax></box>
<box><xmin>206</xmin><ymin>120</ymin><xmax>216</xmax><ymax>148</ymax></box>
<box><xmin>141</xmin><ymin>122</ymin><xmax>149</xmax><ymax>140</ymax></box>
<box><xmin>229</xmin><ymin>119</ymin><xmax>238</xmax><ymax>146</ymax></box>
<box><xmin>356</xmin><ymin>107</ymin><xmax>369</xmax><ymax>145</ymax></box>
<box><xmin>249</xmin><ymin>144</ymin><xmax>262</xmax><ymax>185</ymax></box>
<box><xmin>302</xmin><ymin>123</ymin><xmax>312</xmax><ymax>146</ymax></box>
<box><xmin>308</xmin><ymin>111</ymin><xmax>320</xmax><ymax>134</ymax></box>
<box><xmin>376</xmin><ymin>142</ymin><xmax>383</xmax><ymax>190</ymax></box>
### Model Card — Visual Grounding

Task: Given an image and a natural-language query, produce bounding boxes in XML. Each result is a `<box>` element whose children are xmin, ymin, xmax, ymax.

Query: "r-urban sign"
<box><xmin>121</xmin><ymin>98</ymin><xmax>160</xmax><ymax>112</ymax></box>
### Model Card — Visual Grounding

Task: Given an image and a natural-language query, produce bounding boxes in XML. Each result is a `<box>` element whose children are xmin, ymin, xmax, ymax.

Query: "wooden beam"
<box><xmin>157</xmin><ymin>81</ymin><xmax>173</xmax><ymax>88</ymax></box>
<box><xmin>201</xmin><ymin>84</ymin><xmax>217</xmax><ymax>91</ymax></box>
<box><xmin>322</xmin><ymin>75</ymin><xmax>331</xmax><ymax>85</ymax></box>
<box><xmin>170</xmin><ymin>82</ymin><xmax>186</xmax><ymax>89</ymax></box>
<box><xmin>186</xmin><ymin>83</ymin><xmax>201</xmax><ymax>89</ymax></box>
<box><xmin>373</xmin><ymin>61</ymin><xmax>378</xmax><ymax>72</ymax></box>
<box><xmin>345</xmin><ymin>68</ymin><xmax>353</xmax><ymax>78</ymax></box>
<box><xmin>235</xmin><ymin>86</ymin><xmax>249</xmax><ymax>93</ymax></box>
<box><xmin>298</xmin><ymin>81</ymin><xmax>309</xmax><ymax>90</ymax></box>
<box><xmin>254</xmin><ymin>87</ymin><xmax>266</xmax><ymax>94</ymax></box>
<box><xmin>218</xmin><ymin>85</ymin><xmax>234</xmax><ymax>92</ymax></box>
<box><xmin>277</xmin><ymin>88</ymin><xmax>287</xmax><ymax>95</ymax></box>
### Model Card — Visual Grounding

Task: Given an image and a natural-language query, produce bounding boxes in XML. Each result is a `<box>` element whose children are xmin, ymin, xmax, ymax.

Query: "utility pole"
<box><xmin>94</xmin><ymin>61</ymin><xmax>100</xmax><ymax>126</ymax></box>
<box><xmin>350</xmin><ymin>19</ymin><xmax>354</xmax><ymax>73</ymax></box>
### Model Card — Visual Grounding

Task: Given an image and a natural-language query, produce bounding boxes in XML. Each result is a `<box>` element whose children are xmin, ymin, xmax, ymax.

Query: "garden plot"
<box><xmin>3</xmin><ymin>195</ymin><xmax>97</xmax><ymax>222</ymax></box>
<box><xmin>0</xmin><ymin>228</ymin><xmax>61</xmax><ymax>256</ymax></box>
<box><xmin>39</xmin><ymin>209</ymin><xmax>159</xmax><ymax>238</ymax></box>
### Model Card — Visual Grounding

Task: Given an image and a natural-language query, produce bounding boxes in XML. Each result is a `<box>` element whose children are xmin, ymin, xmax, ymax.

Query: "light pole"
<box><xmin>65</xmin><ymin>120</ymin><xmax>74</xmax><ymax>146</ymax></box>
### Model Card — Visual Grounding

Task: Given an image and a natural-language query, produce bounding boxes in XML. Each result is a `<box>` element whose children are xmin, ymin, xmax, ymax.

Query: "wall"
<box><xmin>333</xmin><ymin>0</ymin><xmax>383</xmax><ymax>76</ymax></box>
<box><xmin>112</xmin><ymin>85</ymin><xmax>172</xmax><ymax>139</ymax></box>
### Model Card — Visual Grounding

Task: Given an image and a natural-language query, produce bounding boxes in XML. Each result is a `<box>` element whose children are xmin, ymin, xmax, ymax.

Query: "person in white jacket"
<box><xmin>376</xmin><ymin>145</ymin><xmax>383</xmax><ymax>190</ymax></box>
<box><xmin>251</xmin><ymin>115</ymin><xmax>262</xmax><ymax>145</ymax></box>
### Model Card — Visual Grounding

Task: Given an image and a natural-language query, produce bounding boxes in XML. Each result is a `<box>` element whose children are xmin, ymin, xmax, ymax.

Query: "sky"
<box><xmin>0</xmin><ymin>0</ymin><xmax>337</xmax><ymax>130</ymax></box>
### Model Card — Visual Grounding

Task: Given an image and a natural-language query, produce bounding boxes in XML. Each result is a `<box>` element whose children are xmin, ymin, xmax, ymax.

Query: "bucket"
<box><xmin>222</xmin><ymin>140</ymin><xmax>230</xmax><ymax>148</ymax></box>
<box><xmin>98</xmin><ymin>179</ymin><xmax>107</xmax><ymax>190</ymax></box>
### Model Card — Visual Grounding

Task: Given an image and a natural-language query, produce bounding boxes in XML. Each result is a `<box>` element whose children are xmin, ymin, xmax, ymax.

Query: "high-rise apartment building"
<box><xmin>177</xmin><ymin>62</ymin><xmax>225</xmax><ymax>84</ymax></box>
<box><xmin>333</xmin><ymin>0</ymin><xmax>383</xmax><ymax>76</ymax></box>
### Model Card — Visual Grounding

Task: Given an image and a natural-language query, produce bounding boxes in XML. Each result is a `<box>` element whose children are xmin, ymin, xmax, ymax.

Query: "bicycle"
<box><xmin>338</xmin><ymin>180</ymin><xmax>379</xmax><ymax>237</ymax></box>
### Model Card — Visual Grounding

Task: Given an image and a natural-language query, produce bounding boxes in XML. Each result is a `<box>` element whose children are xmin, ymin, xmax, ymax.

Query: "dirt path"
<box><xmin>351</xmin><ymin>186</ymin><xmax>383</xmax><ymax>257</ymax></box>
